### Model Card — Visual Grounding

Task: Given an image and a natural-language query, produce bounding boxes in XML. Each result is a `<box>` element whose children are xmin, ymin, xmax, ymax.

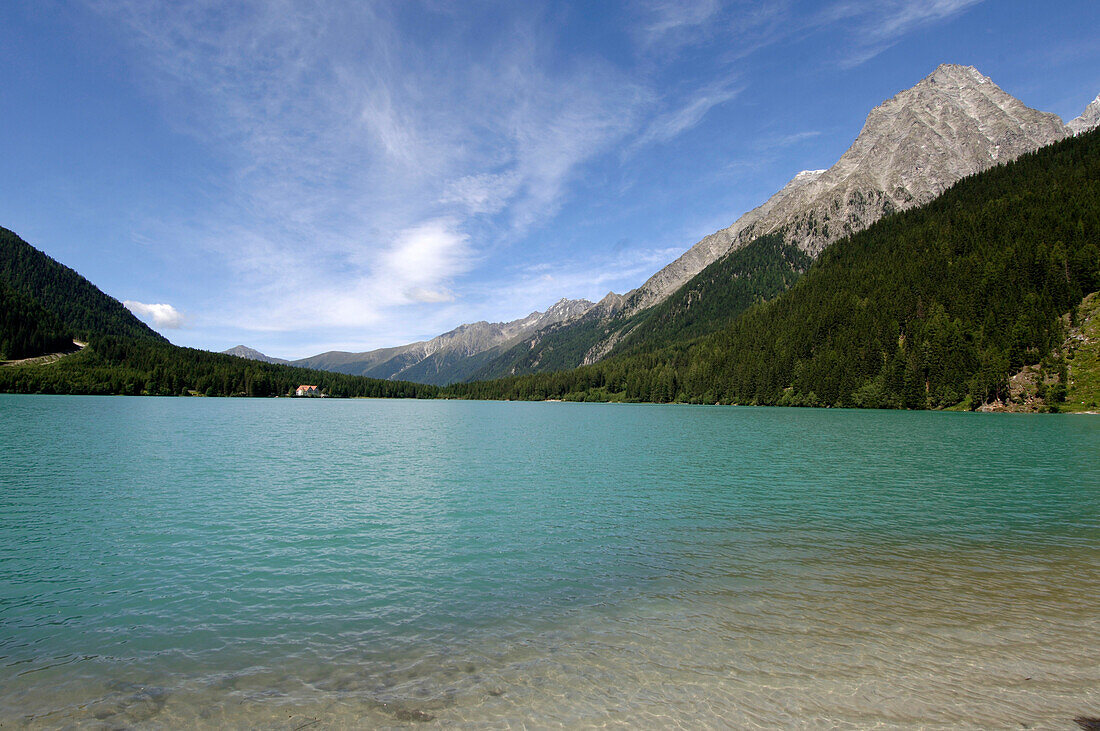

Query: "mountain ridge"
<box><xmin>619</xmin><ymin>64</ymin><xmax>1069</xmax><ymax>318</ymax></box>
<box><xmin>229</xmin><ymin>297</ymin><xmax>598</xmax><ymax>385</ymax></box>
<box><xmin>227</xmin><ymin>66</ymin><xmax>1099</xmax><ymax>387</ymax></box>
<box><xmin>1068</xmin><ymin>93</ymin><xmax>1100</xmax><ymax>135</ymax></box>
<box><xmin>464</xmin><ymin>64</ymin><xmax>1087</xmax><ymax>380</ymax></box>
<box><xmin>223</xmin><ymin>345</ymin><xmax>291</xmax><ymax>365</ymax></box>
<box><xmin>445</xmin><ymin>127</ymin><xmax>1100</xmax><ymax>410</ymax></box>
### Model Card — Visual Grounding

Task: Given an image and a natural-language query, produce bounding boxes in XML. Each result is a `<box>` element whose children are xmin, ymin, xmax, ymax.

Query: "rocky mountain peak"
<box><xmin>792</xmin><ymin>169</ymin><xmax>826</xmax><ymax>182</ymax></box>
<box><xmin>926</xmin><ymin>63</ymin><xmax>987</xmax><ymax>85</ymax></box>
<box><xmin>841</xmin><ymin>60</ymin><xmax>1058</xmax><ymax>164</ymax></box>
<box><xmin>543</xmin><ymin>297</ymin><xmax>595</xmax><ymax>320</ymax></box>
<box><xmin>222</xmin><ymin>345</ymin><xmax>289</xmax><ymax>365</ymax></box>
<box><xmin>1068</xmin><ymin>93</ymin><xmax>1100</xmax><ymax>135</ymax></box>
<box><xmin>620</xmin><ymin>63</ymin><xmax>1067</xmax><ymax>316</ymax></box>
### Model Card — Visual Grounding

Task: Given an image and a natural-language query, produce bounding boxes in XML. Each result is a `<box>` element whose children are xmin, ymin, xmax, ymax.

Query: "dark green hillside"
<box><xmin>608</xmin><ymin>233</ymin><xmax>811</xmax><ymax>356</ymax></box>
<box><xmin>469</xmin><ymin>310</ymin><xmax>643</xmax><ymax>382</ymax></box>
<box><xmin>0</xmin><ymin>335</ymin><xmax>439</xmax><ymax>398</ymax></box>
<box><xmin>0</xmin><ymin>226</ymin><xmax>437</xmax><ymax>398</ymax></box>
<box><xmin>0</xmin><ymin>226</ymin><xmax>164</xmax><ymax>342</ymax></box>
<box><xmin>0</xmin><ymin>283</ymin><xmax>77</xmax><ymax>360</ymax></box>
<box><xmin>447</xmin><ymin>128</ymin><xmax>1100</xmax><ymax>408</ymax></box>
<box><xmin>471</xmin><ymin>233</ymin><xmax>811</xmax><ymax>382</ymax></box>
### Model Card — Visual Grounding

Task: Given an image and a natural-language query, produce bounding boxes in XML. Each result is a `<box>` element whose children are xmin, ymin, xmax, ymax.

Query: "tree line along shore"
<box><xmin>2</xmin><ymin>130</ymin><xmax>1098</xmax><ymax>411</ymax></box>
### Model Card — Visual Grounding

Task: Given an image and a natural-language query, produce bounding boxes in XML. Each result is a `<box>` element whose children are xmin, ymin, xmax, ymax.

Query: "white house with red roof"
<box><xmin>295</xmin><ymin>384</ymin><xmax>322</xmax><ymax>397</ymax></box>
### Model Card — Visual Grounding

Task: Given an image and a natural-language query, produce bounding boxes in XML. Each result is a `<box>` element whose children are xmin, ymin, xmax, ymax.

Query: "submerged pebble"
<box><xmin>392</xmin><ymin>707</ymin><xmax>436</xmax><ymax>723</ymax></box>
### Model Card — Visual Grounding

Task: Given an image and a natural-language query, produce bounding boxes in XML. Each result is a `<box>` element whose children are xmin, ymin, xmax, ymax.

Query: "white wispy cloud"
<box><xmin>634</xmin><ymin>81</ymin><xmax>744</xmax><ymax>148</ymax></box>
<box><xmin>857</xmin><ymin>0</ymin><xmax>984</xmax><ymax>41</ymax></box>
<box><xmin>92</xmin><ymin>1</ymin><xmax>652</xmax><ymax>343</ymax></box>
<box><xmin>639</xmin><ymin>0</ymin><xmax>985</xmax><ymax>70</ymax></box>
<box><xmin>756</xmin><ymin>130</ymin><xmax>822</xmax><ymax>149</ymax></box>
<box><xmin>376</xmin><ymin>220</ymin><xmax>472</xmax><ymax>305</ymax></box>
<box><xmin>89</xmin><ymin>0</ymin><xmax>987</xmax><ymax>352</ymax></box>
<box><xmin>818</xmin><ymin>0</ymin><xmax>986</xmax><ymax>67</ymax></box>
<box><xmin>440</xmin><ymin>172</ymin><xmax>523</xmax><ymax>216</ymax></box>
<box><xmin>124</xmin><ymin>301</ymin><xmax>187</xmax><ymax>329</ymax></box>
<box><xmin>637</xmin><ymin>0</ymin><xmax>723</xmax><ymax>47</ymax></box>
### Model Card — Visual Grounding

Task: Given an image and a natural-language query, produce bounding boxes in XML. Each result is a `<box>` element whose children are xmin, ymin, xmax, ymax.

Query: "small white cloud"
<box><xmin>407</xmin><ymin>287</ymin><xmax>455</xmax><ymax>304</ymax></box>
<box><xmin>124</xmin><ymin>300</ymin><xmax>187</xmax><ymax>329</ymax></box>
<box><xmin>440</xmin><ymin>172</ymin><xmax>522</xmax><ymax>215</ymax></box>
<box><xmin>377</xmin><ymin>220</ymin><xmax>472</xmax><ymax>304</ymax></box>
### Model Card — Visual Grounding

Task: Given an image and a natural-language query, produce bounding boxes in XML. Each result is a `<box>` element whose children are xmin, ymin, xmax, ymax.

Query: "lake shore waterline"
<box><xmin>2</xmin><ymin>396</ymin><xmax>1098</xmax><ymax>727</ymax></box>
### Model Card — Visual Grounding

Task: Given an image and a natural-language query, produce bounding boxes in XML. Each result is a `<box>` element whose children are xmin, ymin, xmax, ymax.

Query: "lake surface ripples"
<box><xmin>1</xmin><ymin>396</ymin><xmax>1098</xmax><ymax>728</ymax></box>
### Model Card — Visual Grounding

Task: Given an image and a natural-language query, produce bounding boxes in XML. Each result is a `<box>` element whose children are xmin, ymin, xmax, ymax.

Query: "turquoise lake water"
<box><xmin>1</xmin><ymin>395</ymin><xmax>1098</xmax><ymax>728</ymax></box>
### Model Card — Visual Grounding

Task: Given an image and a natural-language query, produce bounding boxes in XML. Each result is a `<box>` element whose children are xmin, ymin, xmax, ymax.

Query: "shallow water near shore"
<box><xmin>1</xmin><ymin>395</ymin><xmax>1098</xmax><ymax>728</ymax></box>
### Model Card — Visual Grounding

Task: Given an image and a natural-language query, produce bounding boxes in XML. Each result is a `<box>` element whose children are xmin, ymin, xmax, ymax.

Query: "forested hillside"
<box><xmin>470</xmin><ymin>234</ymin><xmax>810</xmax><ymax>381</ymax></box>
<box><xmin>0</xmin><ymin>227</ymin><xmax>438</xmax><ymax>398</ymax></box>
<box><xmin>447</xmin><ymin>128</ymin><xmax>1100</xmax><ymax>409</ymax></box>
<box><xmin>0</xmin><ymin>227</ymin><xmax>164</xmax><ymax>342</ymax></box>
<box><xmin>606</xmin><ymin>234</ymin><xmax>812</xmax><ymax>357</ymax></box>
<box><xmin>0</xmin><ymin>336</ymin><xmax>437</xmax><ymax>397</ymax></box>
<box><xmin>0</xmin><ymin>283</ymin><xmax>77</xmax><ymax>361</ymax></box>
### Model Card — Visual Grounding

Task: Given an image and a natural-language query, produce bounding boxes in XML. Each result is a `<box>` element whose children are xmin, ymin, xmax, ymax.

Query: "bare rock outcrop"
<box><xmin>1068</xmin><ymin>94</ymin><xmax>1100</xmax><ymax>135</ymax></box>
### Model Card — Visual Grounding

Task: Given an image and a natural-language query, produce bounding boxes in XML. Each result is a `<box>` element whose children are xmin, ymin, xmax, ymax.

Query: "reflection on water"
<box><xmin>1</xmin><ymin>396</ymin><xmax>1098</xmax><ymax>727</ymax></box>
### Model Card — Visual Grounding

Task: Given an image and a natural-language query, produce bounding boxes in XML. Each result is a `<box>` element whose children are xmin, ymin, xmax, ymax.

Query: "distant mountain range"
<box><xmin>228</xmin><ymin>64</ymin><xmax>1099</xmax><ymax>386</ymax></box>
<box><xmin>222</xmin><ymin>345</ymin><xmax>291</xmax><ymax>365</ymax></box>
<box><xmin>227</xmin><ymin>298</ymin><xmax>595</xmax><ymax>386</ymax></box>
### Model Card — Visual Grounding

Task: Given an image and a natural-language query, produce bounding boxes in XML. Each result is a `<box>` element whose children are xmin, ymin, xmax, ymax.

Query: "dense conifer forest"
<box><xmin>0</xmin><ymin>227</ymin><xmax>165</xmax><ymax>342</ymax></box>
<box><xmin>0</xmin><ymin>283</ymin><xmax>77</xmax><ymax>361</ymax></box>
<box><xmin>607</xmin><ymin>233</ymin><xmax>812</xmax><ymax>357</ymax></box>
<box><xmin>446</xmin><ymin>129</ymin><xmax>1100</xmax><ymax>409</ymax></box>
<box><xmin>0</xmin><ymin>336</ymin><xmax>437</xmax><ymax>397</ymax></box>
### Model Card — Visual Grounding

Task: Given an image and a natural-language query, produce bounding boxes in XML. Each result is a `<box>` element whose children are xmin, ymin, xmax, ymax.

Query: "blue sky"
<box><xmin>1</xmin><ymin>1</ymin><xmax>1097</xmax><ymax>358</ymax></box>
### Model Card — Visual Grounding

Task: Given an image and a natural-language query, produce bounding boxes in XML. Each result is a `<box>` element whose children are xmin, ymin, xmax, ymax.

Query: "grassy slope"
<box><xmin>1062</xmin><ymin>292</ymin><xmax>1100</xmax><ymax>412</ymax></box>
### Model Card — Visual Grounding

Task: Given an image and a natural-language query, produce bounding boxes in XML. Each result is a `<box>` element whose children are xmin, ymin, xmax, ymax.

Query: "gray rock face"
<box><xmin>588</xmin><ymin>291</ymin><xmax>628</xmax><ymax>319</ymax></box>
<box><xmin>1068</xmin><ymin>94</ymin><xmax>1100</xmax><ymax>135</ymax></box>
<box><xmin>292</xmin><ymin>297</ymin><xmax>595</xmax><ymax>384</ymax></box>
<box><xmin>222</xmin><ymin>344</ymin><xmax>290</xmax><ymax>365</ymax></box>
<box><xmin>622</xmin><ymin>64</ymin><xmax>1068</xmax><ymax>316</ymax></box>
